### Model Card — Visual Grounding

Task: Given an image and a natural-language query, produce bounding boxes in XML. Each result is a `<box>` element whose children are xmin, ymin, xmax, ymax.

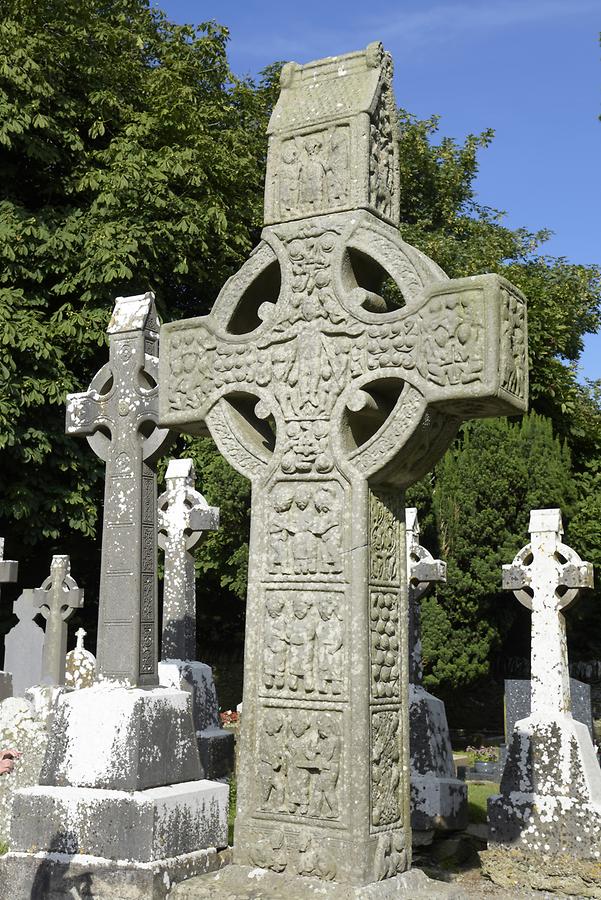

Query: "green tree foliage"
<box><xmin>416</xmin><ymin>413</ymin><xmax>575</xmax><ymax>690</ymax></box>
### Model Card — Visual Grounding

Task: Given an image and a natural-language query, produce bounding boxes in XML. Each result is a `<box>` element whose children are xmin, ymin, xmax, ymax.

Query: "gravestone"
<box><xmin>4</xmin><ymin>591</ymin><xmax>44</xmax><ymax>698</ymax></box>
<box><xmin>158</xmin><ymin>42</ymin><xmax>528</xmax><ymax>893</ymax></box>
<box><xmin>157</xmin><ymin>457</ymin><xmax>234</xmax><ymax>777</ymax></box>
<box><xmin>0</xmin><ymin>295</ymin><xmax>228</xmax><ymax>900</ymax></box>
<box><xmin>505</xmin><ymin>677</ymin><xmax>594</xmax><ymax>742</ymax></box>
<box><xmin>485</xmin><ymin>509</ymin><xmax>600</xmax><ymax>892</ymax></box>
<box><xmin>0</xmin><ymin>538</ymin><xmax>18</xmax><ymax>700</ymax></box>
<box><xmin>406</xmin><ymin>509</ymin><xmax>467</xmax><ymax>839</ymax></box>
<box><xmin>35</xmin><ymin>555</ymin><xmax>84</xmax><ymax>686</ymax></box>
<box><xmin>65</xmin><ymin>628</ymin><xmax>97</xmax><ymax>690</ymax></box>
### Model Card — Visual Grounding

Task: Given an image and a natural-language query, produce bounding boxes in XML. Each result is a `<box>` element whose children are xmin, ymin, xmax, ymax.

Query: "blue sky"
<box><xmin>161</xmin><ymin>0</ymin><xmax>600</xmax><ymax>381</ymax></box>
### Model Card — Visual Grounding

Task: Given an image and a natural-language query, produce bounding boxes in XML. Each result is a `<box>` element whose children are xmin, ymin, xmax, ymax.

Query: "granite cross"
<box><xmin>66</xmin><ymin>293</ymin><xmax>172</xmax><ymax>686</ymax></box>
<box><xmin>405</xmin><ymin>508</ymin><xmax>446</xmax><ymax>685</ymax></box>
<box><xmin>502</xmin><ymin>508</ymin><xmax>594</xmax><ymax>719</ymax></box>
<box><xmin>158</xmin><ymin>43</ymin><xmax>528</xmax><ymax>887</ymax></box>
<box><xmin>158</xmin><ymin>458</ymin><xmax>219</xmax><ymax>660</ymax></box>
<box><xmin>35</xmin><ymin>555</ymin><xmax>83</xmax><ymax>686</ymax></box>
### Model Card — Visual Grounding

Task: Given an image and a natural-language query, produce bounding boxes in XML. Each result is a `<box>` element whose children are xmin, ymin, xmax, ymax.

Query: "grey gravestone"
<box><xmin>505</xmin><ymin>677</ymin><xmax>593</xmax><ymax>742</ymax></box>
<box><xmin>406</xmin><ymin>509</ymin><xmax>467</xmax><ymax>837</ymax></box>
<box><xmin>35</xmin><ymin>555</ymin><xmax>84</xmax><ymax>686</ymax></box>
<box><xmin>0</xmin><ymin>538</ymin><xmax>18</xmax><ymax>699</ymax></box>
<box><xmin>4</xmin><ymin>591</ymin><xmax>44</xmax><ymax>698</ymax></box>
<box><xmin>65</xmin><ymin>627</ymin><xmax>97</xmax><ymax>690</ymax></box>
<box><xmin>487</xmin><ymin>510</ymin><xmax>600</xmax><ymax>883</ymax></box>
<box><xmin>158</xmin><ymin>42</ymin><xmax>528</xmax><ymax>890</ymax></box>
<box><xmin>1</xmin><ymin>295</ymin><xmax>228</xmax><ymax>900</ymax></box>
<box><xmin>157</xmin><ymin>458</ymin><xmax>233</xmax><ymax>777</ymax></box>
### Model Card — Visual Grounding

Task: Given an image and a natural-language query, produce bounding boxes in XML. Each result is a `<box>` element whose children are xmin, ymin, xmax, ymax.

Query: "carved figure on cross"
<box><xmin>502</xmin><ymin>508</ymin><xmax>593</xmax><ymax>720</ymax></box>
<box><xmin>66</xmin><ymin>292</ymin><xmax>171</xmax><ymax>686</ymax></box>
<box><xmin>158</xmin><ymin>458</ymin><xmax>219</xmax><ymax>661</ymax></box>
<box><xmin>35</xmin><ymin>555</ymin><xmax>83</xmax><ymax>686</ymax></box>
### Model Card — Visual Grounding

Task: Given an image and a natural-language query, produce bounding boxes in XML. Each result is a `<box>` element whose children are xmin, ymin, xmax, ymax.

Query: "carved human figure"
<box><xmin>313</xmin><ymin>487</ymin><xmax>342</xmax><ymax>573</ymax></box>
<box><xmin>315</xmin><ymin>596</ymin><xmax>343</xmax><ymax>695</ymax></box>
<box><xmin>270</xmin><ymin>488</ymin><xmax>295</xmax><ymax>573</ymax></box>
<box><xmin>299</xmin><ymin>137</ymin><xmax>327</xmax><ymax>209</ymax></box>
<box><xmin>290</xmin><ymin>490</ymin><xmax>318</xmax><ymax>575</ymax></box>
<box><xmin>287</xmin><ymin>597</ymin><xmax>315</xmax><ymax>692</ymax></box>
<box><xmin>286</xmin><ymin>716</ymin><xmax>312</xmax><ymax>815</ymax></box>
<box><xmin>263</xmin><ymin>596</ymin><xmax>288</xmax><ymax>689</ymax></box>
<box><xmin>310</xmin><ymin>717</ymin><xmax>340</xmax><ymax>818</ymax></box>
<box><xmin>280</xmin><ymin>141</ymin><xmax>300</xmax><ymax>214</ymax></box>
<box><xmin>260</xmin><ymin>711</ymin><xmax>286</xmax><ymax>812</ymax></box>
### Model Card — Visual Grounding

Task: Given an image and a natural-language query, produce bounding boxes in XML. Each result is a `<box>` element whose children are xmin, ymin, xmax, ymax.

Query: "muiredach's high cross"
<box><xmin>159</xmin><ymin>43</ymin><xmax>528</xmax><ymax>887</ymax></box>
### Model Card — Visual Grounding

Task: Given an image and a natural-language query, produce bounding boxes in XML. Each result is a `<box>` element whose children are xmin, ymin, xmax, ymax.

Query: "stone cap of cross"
<box><xmin>75</xmin><ymin>627</ymin><xmax>87</xmax><ymax>651</ymax></box>
<box><xmin>66</xmin><ymin>292</ymin><xmax>170</xmax><ymax>465</ymax></box>
<box><xmin>35</xmin><ymin>556</ymin><xmax>84</xmax><ymax>622</ymax></box>
<box><xmin>0</xmin><ymin>538</ymin><xmax>18</xmax><ymax>584</ymax></box>
<box><xmin>502</xmin><ymin>508</ymin><xmax>594</xmax><ymax>612</ymax></box>
<box><xmin>158</xmin><ymin>458</ymin><xmax>220</xmax><ymax>553</ymax></box>
<box><xmin>405</xmin><ymin>508</ymin><xmax>446</xmax><ymax>603</ymax></box>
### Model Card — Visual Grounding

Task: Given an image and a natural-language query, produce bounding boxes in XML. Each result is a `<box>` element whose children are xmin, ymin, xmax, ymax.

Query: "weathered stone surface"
<box><xmin>40</xmin><ymin>682</ymin><xmax>203</xmax><ymax>790</ymax></box>
<box><xmin>66</xmin><ymin>292</ymin><xmax>171</xmax><ymax>687</ymax></box>
<box><xmin>158</xmin><ymin>458</ymin><xmax>219</xmax><ymax>661</ymax></box>
<box><xmin>0</xmin><ymin>847</ymin><xmax>231</xmax><ymax>900</ymax></box>
<box><xmin>0</xmin><ymin>673</ymin><xmax>11</xmax><ymax>701</ymax></box>
<box><xmin>489</xmin><ymin>509</ymin><xmax>600</xmax><ymax>866</ymax></box>
<box><xmin>65</xmin><ymin>627</ymin><xmax>97</xmax><ymax>690</ymax></box>
<box><xmin>11</xmin><ymin>780</ymin><xmax>228</xmax><ymax>861</ymax></box>
<box><xmin>158</xmin><ymin>41</ymin><xmax>528</xmax><ymax>888</ymax></box>
<box><xmin>0</xmin><ymin>696</ymin><xmax>48</xmax><ymax>842</ymax></box>
<box><xmin>3</xmin><ymin>587</ymin><xmax>44</xmax><ymax>697</ymax></box>
<box><xmin>480</xmin><ymin>846</ymin><xmax>601</xmax><ymax>898</ymax></box>
<box><xmin>505</xmin><ymin>675</ymin><xmax>593</xmax><ymax>740</ymax></box>
<box><xmin>159</xmin><ymin>660</ymin><xmax>234</xmax><ymax>779</ymax></box>
<box><xmin>406</xmin><ymin>509</ymin><xmax>467</xmax><ymax>836</ymax></box>
<box><xmin>35</xmin><ymin>555</ymin><xmax>84</xmax><ymax>686</ymax></box>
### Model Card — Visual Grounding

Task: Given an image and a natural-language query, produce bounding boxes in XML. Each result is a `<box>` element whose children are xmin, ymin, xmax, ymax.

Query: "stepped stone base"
<box><xmin>480</xmin><ymin>847</ymin><xmax>601</xmax><ymax>898</ymax></box>
<box><xmin>0</xmin><ymin>846</ymin><xmax>231</xmax><ymax>900</ymax></box>
<box><xmin>167</xmin><ymin>863</ymin><xmax>461</xmax><ymax>898</ymax></box>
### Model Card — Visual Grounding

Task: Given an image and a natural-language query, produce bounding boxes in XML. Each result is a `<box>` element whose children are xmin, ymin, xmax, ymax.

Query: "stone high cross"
<box><xmin>159</xmin><ymin>44</ymin><xmax>528</xmax><ymax>886</ymax></box>
<box><xmin>502</xmin><ymin>508</ymin><xmax>593</xmax><ymax>720</ymax></box>
<box><xmin>158</xmin><ymin>458</ymin><xmax>219</xmax><ymax>660</ymax></box>
<box><xmin>66</xmin><ymin>293</ymin><xmax>171</xmax><ymax>686</ymax></box>
<box><xmin>405</xmin><ymin>508</ymin><xmax>446</xmax><ymax>685</ymax></box>
<box><xmin>35</xmin><ymin>555</ymin><xmax>84</xmax><ymax>686</ymax></box>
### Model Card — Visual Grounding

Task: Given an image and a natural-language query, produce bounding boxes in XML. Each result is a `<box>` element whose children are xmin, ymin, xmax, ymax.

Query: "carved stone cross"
<box><xmin>158</xmin><ymin>458</ymin><xmax>219</xmax><ymax>660</ymax></box>
<box><xmin>502</xmin><ymin>508</ymin><xmax>593</xmax><ymax>719</ymax></box>
<box><xmin>159</xmin><ymin>43</ymin><xmax>528</xmax><ymax>887</ymax></box>
<box><xmin>35</xmin><ymin>555</ymin><xmax>84</xmax><ymax>686</ymax></box>
<box><xmin>405</xmin><ymin>508</ymin><xmax>446</xmax><ymax>685</ymax></box>
<box><xmin>66</xmin><ymin>293</ymin><xmax>171</xmax><ymax>686</ymax></box>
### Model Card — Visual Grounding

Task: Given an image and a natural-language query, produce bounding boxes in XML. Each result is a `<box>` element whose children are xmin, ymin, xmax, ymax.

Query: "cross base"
<box><xmin>489</xmin><ymin>714</ymin><xmax>601</xmax><ymax>858</ymax></box>
<box><xmin>409</xmin><ymin>685</ymin><xmax>468</xmax><ymax>835</ymax></box>
<box><xmin>161</xmin><ymin>863</ymin><xmax>455</xmax><ymax>898</ymax></box>
<box><xmin>0</xmin><ymin>845</ymin><xmax>231</xmax><ymax>900</ymax></box>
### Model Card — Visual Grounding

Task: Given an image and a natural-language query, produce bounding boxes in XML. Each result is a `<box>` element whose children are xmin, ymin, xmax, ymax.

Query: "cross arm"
<box><xmin>502</xmin><ymin>563</ymin><xmax>530</xmax><ymax>592</ymax></box>
<box><xmin>411</xmin><ymin>559</ymin><xmax>446</xmax><ymax>585</ymax></box>
<box><xmin>560</xmin><ymin>561</ymin><xmax>594</xmax><ymax>591</ymax></box>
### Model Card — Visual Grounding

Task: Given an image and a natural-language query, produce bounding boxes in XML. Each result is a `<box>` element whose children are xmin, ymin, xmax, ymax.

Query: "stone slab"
<box><xmin>11</xmin><ymin>780</ymin><xmax>228</xmax><ymax>862</ymax></box>
<box><xmin>168</xmin><ymin>864</ymin><xmax>463</xmax><ymax>898</ymax></box>
<box><xmin>411</xmin><ymin>775</ymin><xmax>468</xmax><ymax>833</ymax></box>
<box><xmin>0</xmin><ymin>672</ymin><xmax>12</xmax><ymax>701</ymax></box>
<box><xmin>199</xmin><ymin>725</ymin><xmax>235</xmax><ymax>780</ymax></box>
<box><xmin>0</xmin><ymin>846</ymin><xmax>231</xmax><ymax>900</ymax></box>
<box><xmin>505</xmin><ymin>677</ymin><xmax>593</xmax><ymax>740</ymax></box>
<box><xmin>41</xmin><ymin>683</ymin><xmax>202</xmax><ymax>790</ymax></box>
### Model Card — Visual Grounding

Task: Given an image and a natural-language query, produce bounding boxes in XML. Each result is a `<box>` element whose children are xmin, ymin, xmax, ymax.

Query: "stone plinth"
<box><xmin>0</xmin><ymin>673</ymin><xmax>12</xmax><ymax>702</ymax></box>
<box><xmin>159</xmin><ymin>660</ymin><xmax>235</xmax><ymax>778</ymax></box>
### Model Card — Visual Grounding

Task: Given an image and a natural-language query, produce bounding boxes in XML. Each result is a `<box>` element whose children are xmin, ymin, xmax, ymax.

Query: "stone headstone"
<box><xmin>4</xmin><ymin>590</ymin><xmax>44</xmax><ymax>697</ymax></box>
<box><xmin>406</xmin><ymin>509</ymin><xmax>467</xmax><ymax>838</ymax></box>
<box><xmin>505</xmin><ymin>677</ymin><xmax>593</xmax><ymax>742</ymax></box>
<box><xmin>487</xmin><ymin>509</ymin><xmax>600</xmax><ymax>888</ymax></box>
<box><xmin>35</xmin><ymin>555</ymin><xmax>84</xmax><ymax>686</ymax></box>
<box><xmin>65</xmin><ymin>628</ymin><xmax>97</xmax><ymax>690</ymax></box>
<box><xmin>1</xmin><ymin>295</ymin><xmax>228</xmax><ymax>899</ymax></box>
<box><xmin>158</xmin><ymin>42</ymin><xmax>528</xmax><ymax>891</ymax></box>
<box><xmin>0</xmin><ymin>538</ymin><xmax>18</xmax><ymax>700</ymax></box>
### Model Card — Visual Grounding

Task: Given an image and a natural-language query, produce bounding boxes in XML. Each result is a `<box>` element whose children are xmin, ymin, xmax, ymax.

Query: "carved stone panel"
<box><xmin>262</xmin><ymin>589</ymin><xmax>345</xmax><ymax>699</ymax></box>
<box><xmin>371</xmin><ymin>709</ymin><xmax>402</xmax><ymax>829</ymax></box>
<box><xmin>257</xmin><ymin>707</ymin><xmax>343</xmax><ymax>825</ymax></box>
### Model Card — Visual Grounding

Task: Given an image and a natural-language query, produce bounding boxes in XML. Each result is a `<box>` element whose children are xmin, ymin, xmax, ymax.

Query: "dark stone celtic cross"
<box><xmin>159</xmin><ymin>43</ymin><xmax>528</xmax><ymax>887</ymax></box>
<box><xmin>67</xmin><ymin>293</ymin><xmax>171</xmax><ymax>686</ymax></box>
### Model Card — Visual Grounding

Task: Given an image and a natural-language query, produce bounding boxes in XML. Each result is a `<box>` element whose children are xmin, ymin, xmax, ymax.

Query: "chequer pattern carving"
<box><xmin>268</xmin><ymin>481</ymin><xmax>343</xmax><ymax>578</ymax></box>
<box><xmin>258</xmin><ymin>708</ymin><xmax>342</xmax><ymax>822</ymax></box>
<box><xmin>262</xmin><ymin>590</ymin><xmax>344</xmax><ymax>698</ymax></box>
<box><xmin>371</xmin><ymin>710</ymin><xmax>402</xmax><ymax>827</ymax></box>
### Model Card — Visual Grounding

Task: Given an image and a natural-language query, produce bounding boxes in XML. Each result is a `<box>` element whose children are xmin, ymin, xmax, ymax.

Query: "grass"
<box><xmin>0</xmin><ymin>842</ymin><xmax>7</xmax><ymax>856</ymax></box>
<box><xmin>228</xmin><ymin>776</ymin><xmax>237</xmax><ymax>845</ymax></box>
<box><xmin>467</xmin><ymin>781</ymin><xmax>499</xmax><ymax>824</ymax></box>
